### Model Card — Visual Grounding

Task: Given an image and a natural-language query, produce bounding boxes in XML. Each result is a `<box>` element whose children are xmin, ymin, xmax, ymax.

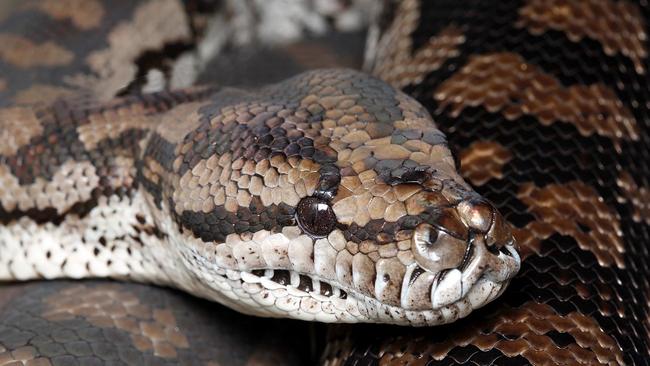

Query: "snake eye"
<box><xmin>296</xmin><ymin>197</ymin><xmax>336</xmax><ymax>237</ymax></box>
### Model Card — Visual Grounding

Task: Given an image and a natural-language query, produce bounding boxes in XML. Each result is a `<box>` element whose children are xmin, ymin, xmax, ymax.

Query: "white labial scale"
<box><xmin>468</xmin><ymin>277</ymin><xmax>502</xmax><ymax>309</ymax></box>
<box><xmin>288</xmin><ymin>234</ymin><xmax>315</xmax><ymax>273</ymax></box>
<box><xmin>432</xmin><ymin>269</ymin><xmax>463</xmax><ymax>309</ymax></box>
<box><xmin>0</xmin><ymin>192</ymin><xmax>178</xmax><ymax>284</ymax></box>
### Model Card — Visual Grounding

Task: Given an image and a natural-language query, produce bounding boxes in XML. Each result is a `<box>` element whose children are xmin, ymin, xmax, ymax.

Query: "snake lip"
<box><xmin>423</xmin><ymin>235</ymin><xmax>519</xmax><ymax>311</ymax></box>
<box><xmin>243</xmin><ymin>269</ymin><xmax>349</xmax><ymax>300</ymax></box>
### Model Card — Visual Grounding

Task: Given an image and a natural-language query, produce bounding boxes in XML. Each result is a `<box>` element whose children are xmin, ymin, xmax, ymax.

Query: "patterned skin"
<box><xmin>323</xmin><ymin>0</ymin><xmax>650</xmax><ymax>364</ymax></box>
<box><xmin>0</xmin><ymin>68</ymin><xmax>519</xmax><ymax>326</ymax></box>
<box><xmin>5</xmin><ymin>0</ymin><xmax>647</xmax><ymax>364</ymax></box>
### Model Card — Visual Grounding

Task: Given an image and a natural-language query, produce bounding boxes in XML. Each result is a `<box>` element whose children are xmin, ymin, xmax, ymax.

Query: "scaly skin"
<box><xmin>322</xmin><ymin>0</ymin><xmax>650</xmax><ymax>365</ymax></box>
<box><xmin>0</xmin><ymin>69</ymin><xmax>520</xmax><ymax>326</ymax></box>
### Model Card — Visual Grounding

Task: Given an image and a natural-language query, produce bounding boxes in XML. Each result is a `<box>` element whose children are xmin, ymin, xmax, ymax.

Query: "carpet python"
<box><xmin>0</xmin><ymin>2</ymin><xmax>519</xmax><ymax>328</ymax></box>
<box><xmin>0</xmin><ymin>0</ymin><xmax>649</xmax><ymax>365</ymax></box>
<box><xmin>323</xmin><ymin>0</ymin><xmax>650</xmax><ymax>365</ymax></box>
<box><xmin>0</xmin><ymin>69</ymin><xmax>519</xmax><ymax>325</ymax></box>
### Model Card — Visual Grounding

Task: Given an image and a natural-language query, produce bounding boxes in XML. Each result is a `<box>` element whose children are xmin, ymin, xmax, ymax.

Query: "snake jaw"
<box><xmin>174</xmin><ymin>217</ymin><xmax>518</xmax><ymax>326</ymax></box>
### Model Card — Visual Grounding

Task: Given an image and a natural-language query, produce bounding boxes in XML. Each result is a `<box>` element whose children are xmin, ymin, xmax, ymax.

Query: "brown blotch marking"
<box><xmin>0</xmin><ymin>78</ymin><xmax>6</xmax><ymax>92</ymax></box>
<box><xmin>370</xmin><ymin>0</ymin><xmax>465</xmax><ymax>88</ymax></box>
<box><xmin>31</xmin><ymin>0</ymin><xmax>105</xmax><ymax>30</ymax></box>
<box><xmin>175</xmin><ymin>155</ymin><xmax>320</xmax><ymax>215</ymax></box>
<box><xmin>0</xmin><ymin>33</ymin><xmax>74</xmax><ymax>68</ymax></box>
<box><xmin>0</xmin><ymin>161</ymin><xmax>99</xmax><ymax>216</ymax></box>
<box><xmin>435</xmin><ymin>52</ymin><xmax>638</xmax><ymax>150</ymax></box>
<box><xmin>517</xmin><ymin>0</ymin><xmax>647</xmax><ymax>74</ymax></box>
<box><xmin>0</xmin><ymin>107</ymin><xmax>43</xmax><ymax>156</ymax></box>
<box><xmin>511</xmin><ymin>225</ymin><xmax>545</xmax><ymax>261</ymax></box>
<box><xmin>66</xmin><ymin>0</ymin><xmax>191</xmax><ymax>100</ymax></box>
<box><xmin>617</xmin><ymin>171</ymin><xmax>650</xmax><ymax>225</ymax></box>
<box><xmin>459</xmin><ymin>141</ymin><xmax>512</xmax><ymax>186</ymax></box>
<box><xmin>42</xmin><ymin>285</ymin><xmax>189</xmax><ymax>359</ymax></box>
<box><xmin>515</xmin><ymin>181</ymin><xmax>624</xmax><ymax>268</ymax></box>
<box><xmin>142</xmin><ymin>157</ymin><xmax>166</xmax><ymax>186</ymax></box>
<box><xmin>376</xmin><ymin>301</ymin><xmax>623</xmax><ymax>365</ymax></box>
<box><xmin>12</xmin><ymin>84</ymin><xmax>78</xmax><ymax>106</ymax></box>
<box><xmin>74</xmin><ymin>87</ymin><xmax>213</xmax><ymax>153</ymax></box>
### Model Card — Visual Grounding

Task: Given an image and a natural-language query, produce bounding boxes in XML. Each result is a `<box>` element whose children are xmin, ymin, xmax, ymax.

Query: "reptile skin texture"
<box><xmin>0</xmin><ymin>0</ymin><xmax>648</xmax><ymax>365</ymax></box>
<box><xmin>322</xmin><ymin>0</ymin><xmax>650</xmax><ymax>365</ymax></box>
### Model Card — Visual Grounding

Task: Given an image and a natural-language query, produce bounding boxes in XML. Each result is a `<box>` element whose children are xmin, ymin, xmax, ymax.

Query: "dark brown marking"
<box><xmin>516</xmin><ymin>181</ymin><xmax>624</xmax><ymax>268</ymax></box>
<box><xmin>517</xmin><ymin>0</ymin><xmax>647</xmax><ymax>74</ymax></box>
<box><xmin>370</xmin><ymin>0</ymin><xmax>465</xmax><ymax>88</ymax></box>
<box><xmin>42</xmin><ymin>284</ymin><xmax>189</xmax><ymax>359</ymax></box>
<box><xmin>0</xmin><ymin>34</ymin><xmax>74</xmax><ymax>68</ymax></box>
<box><xmin>435</xmin><ymin>52</ymin><xmax>638</xmax><ymax>150</ymax></box>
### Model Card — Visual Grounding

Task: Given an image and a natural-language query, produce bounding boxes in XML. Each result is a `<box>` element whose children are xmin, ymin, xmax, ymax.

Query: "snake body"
<box><xmin>0</xmin><ymin>0</ymin><xmax>648</xmax><ymax>365</ymax></box>
<box><xmin>0</xmin><ymin>39</ymin><xmax>520</xmax><ymax>326</ymax></box>
<box><xmin>323</xmin><ymin>0</ymin><xmax>650</xmax><ymax>364</ymax></box>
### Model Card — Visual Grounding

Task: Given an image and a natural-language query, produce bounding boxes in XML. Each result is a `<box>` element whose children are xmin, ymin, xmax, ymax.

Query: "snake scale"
<box><xmin>0</xmin><ymin>0</ymin><xmax>648</xmax><ymax>365</ymax></box>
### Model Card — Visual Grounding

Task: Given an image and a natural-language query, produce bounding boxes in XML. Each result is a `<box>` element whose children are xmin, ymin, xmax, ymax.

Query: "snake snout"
<box><xmin>407</xmin><ymin>196</ymin><xmax>520</xmax><ymax>312</ymax></box>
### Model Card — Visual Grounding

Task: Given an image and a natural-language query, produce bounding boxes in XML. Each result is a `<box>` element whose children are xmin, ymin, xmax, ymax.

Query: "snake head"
<box><xmin>169</xmin><ymin>69</ymin><xmax>520</xmax><ymax>326</ymax></box>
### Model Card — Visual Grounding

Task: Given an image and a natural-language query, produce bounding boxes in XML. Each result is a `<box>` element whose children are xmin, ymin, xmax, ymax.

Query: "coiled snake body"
<box><xmin>0</xmin><ymin>0</ymin><xmax>648</xmax><ymax>365</ymax></box>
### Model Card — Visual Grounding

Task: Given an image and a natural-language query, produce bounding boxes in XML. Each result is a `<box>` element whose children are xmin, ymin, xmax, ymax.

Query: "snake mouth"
<box><xmin>245</xmin><ymin>269</ymin><xmax>349</xmax><ymax>301</ymax></box>
<box><xmin>224</xmin><ymin>236</ymin><xmax>519</xmax><ymax>325</ymax></box>
<box><xmin>401</xmin><ymin>238</ymin><xmax>519</xmax><ymax>312</ymax></box>
<box><xmin>398</xmin><ymin>195</ymin><xmax>520</xmax><ymax>315</ymax></box>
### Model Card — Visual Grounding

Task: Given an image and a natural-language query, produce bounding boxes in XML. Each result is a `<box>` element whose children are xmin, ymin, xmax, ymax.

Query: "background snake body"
<box><xmin>0</xmin><ymin>0</ymin><xmax>648</xmax><ymax>365</ymax></box>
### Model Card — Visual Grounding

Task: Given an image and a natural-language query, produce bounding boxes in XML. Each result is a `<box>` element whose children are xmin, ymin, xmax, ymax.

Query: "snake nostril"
<box><xmin>421</xmin><ymin>225</ymin><xmax>439</xmax><ymax>246</ymax></box>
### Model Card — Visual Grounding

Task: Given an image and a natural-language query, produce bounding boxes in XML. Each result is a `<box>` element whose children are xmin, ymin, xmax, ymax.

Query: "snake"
<box><xmin>0</xmin><ymin>0</ymin><xmax>648</xmax><ymax>365</ymax></box>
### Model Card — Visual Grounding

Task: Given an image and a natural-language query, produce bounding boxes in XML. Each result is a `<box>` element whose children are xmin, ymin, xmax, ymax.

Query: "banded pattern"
<box><xmin>0</xmin><ymin>0</ymin><xmax>648</xmax><ymax>365</ymax></box>
<box><xmin>0</xmin><ymin>67</ymin><xmax>520</xmax><ymax>328</ymax></box>
<box><xmin>0</xmin><ymin>0</ymin><xmax>195</xmax><ymax>106</ymax></box>
<box><xmin>0</xmin><ymin>280</ymin><xmax>314</xmax><ymax>365</ymax></box>
<box><xmin>323</xmin><ymin>0</ymin><xmax>650</xmax><ymax>364</ymax></box>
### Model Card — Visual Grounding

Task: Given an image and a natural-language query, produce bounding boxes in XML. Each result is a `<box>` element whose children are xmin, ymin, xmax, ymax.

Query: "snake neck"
<box><xmin>0</xmin><ymin>91</ymin><xmax>212</xmax><ymax>284</ymax></box>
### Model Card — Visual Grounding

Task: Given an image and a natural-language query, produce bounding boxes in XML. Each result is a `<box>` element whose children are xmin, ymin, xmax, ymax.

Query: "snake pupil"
<box><xmin>296</xmin><ymin>197</ymin><xmax>336</xmax><ymax>237</ymax></box>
